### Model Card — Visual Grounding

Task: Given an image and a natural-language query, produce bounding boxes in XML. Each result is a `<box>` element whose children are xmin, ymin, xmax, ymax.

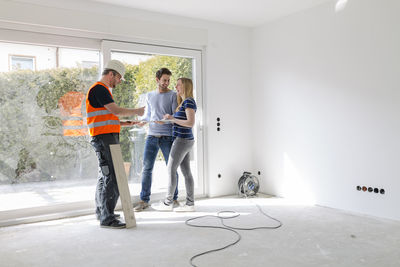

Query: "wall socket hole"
<box><xmin>218</xmin><ymin>174</ymin><xmax>221</xmax><ymax>178</ymax></box>
<box><xmin>359</xmin><ymin>186</ymin><xmax>385</xmax><ymax>195</ymax></box>
<box><xmin>362</xmin><ymin>186</ymin><xmax>367</xmax><ymax>192</ymax></box>
<box><xmin>258</xmin><ymin>171</ymin><xmax>261</xmax><ymax>175</ymax></box>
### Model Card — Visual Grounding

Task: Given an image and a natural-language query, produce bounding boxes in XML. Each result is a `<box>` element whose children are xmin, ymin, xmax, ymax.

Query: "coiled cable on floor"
<box><xmin>238</xmin><ymin>172</ymin><xmax>260</xmax><ymax>197</ymax></box>
<box><xmin>185</xmin><ymin>197</ymin><xmax>283</xmax><ymax>267</ymax></box>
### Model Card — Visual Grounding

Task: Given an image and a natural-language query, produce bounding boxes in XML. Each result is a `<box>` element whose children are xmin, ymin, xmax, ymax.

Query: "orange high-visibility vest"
<box><xmin>86</xmin><ymin>82</ymin><xmax>120</xmax><ymax>136</ymax></box>
<box><xmin>58</xmin><ymin>91</ymin><xmax>88</xmax><ymax>136</ymax></box>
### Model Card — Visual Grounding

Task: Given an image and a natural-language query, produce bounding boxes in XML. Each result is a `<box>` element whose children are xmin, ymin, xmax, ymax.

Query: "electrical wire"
<box><xmin>185</xmin><ymin>196</ymin><xmax>283</xmax><ymax>267</ymax></box>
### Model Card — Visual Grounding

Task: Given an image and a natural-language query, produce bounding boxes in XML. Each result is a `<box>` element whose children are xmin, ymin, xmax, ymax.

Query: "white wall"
<box><xmin>202</xmin><ymin>25</ymin><xmax>253</xmax><ymax>196</ymax></box>
<box><xmin>0</xmin><ymin>0</ymin><xmax>253</xmax><ymax>197</ymax></box>
<box><xmin>251</xmin><ymin>0</ymin><xmax>400</xmax><ymax>220</ymax></box>
<box><xmin>0</xmin><ymin>42</ymin><xmax>56</xmax><ymax>71</ymax></box>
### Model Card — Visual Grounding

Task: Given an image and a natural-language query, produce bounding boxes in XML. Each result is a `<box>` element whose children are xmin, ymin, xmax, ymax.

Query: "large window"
<box><xmin>0</xmin><ymin>36</ymin><xmax>204</xmax><ymax>226</ymax></box>
<box><xmin>0</xmin><ymin>41</ymin><xmax>100</xmax><ymax>213</ymax></box>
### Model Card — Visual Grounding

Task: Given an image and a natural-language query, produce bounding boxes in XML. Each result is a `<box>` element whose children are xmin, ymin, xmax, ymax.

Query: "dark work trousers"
<box><xmin>90</xmin><ymin>133</ymin><xmax>120</xmax><ymax>225</ymax></box>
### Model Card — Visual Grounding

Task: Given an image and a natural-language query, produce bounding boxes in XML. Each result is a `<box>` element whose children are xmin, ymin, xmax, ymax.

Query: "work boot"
<box><xmin>100</xmin><ymin>219</ymin><xmax>126</xmax><ymax>229</ymax></box>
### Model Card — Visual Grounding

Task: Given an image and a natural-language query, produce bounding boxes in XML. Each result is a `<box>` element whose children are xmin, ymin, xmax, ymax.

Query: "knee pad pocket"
<box><xmin>101</xmin><ymin>165</ymin><xmax>110</xmax><ymax>176</ymax></box>
<box><xmin>96</xmin><ymin>150</ymin><xmax>108</xmax><ymax>166</ymax></box>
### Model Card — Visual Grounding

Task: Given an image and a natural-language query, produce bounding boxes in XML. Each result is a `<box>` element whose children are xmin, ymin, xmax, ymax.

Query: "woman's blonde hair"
<box><xmin>176</xmin><ymin>78</ymin><xmax>194</xmax><ymax>112</ymax></box>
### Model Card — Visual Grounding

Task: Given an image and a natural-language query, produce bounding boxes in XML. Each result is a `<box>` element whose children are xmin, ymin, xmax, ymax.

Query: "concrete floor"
<box><xmin>0</xmin><ymin>195</ymin><xmax>399</xmax><ymax>267</ymax></box>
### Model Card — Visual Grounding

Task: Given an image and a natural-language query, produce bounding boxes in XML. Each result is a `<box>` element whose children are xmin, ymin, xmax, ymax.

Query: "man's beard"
<box><xmin>111</xmin><ymin>79</ymin><xmax>117</xmax><ymax>88</ymax></box>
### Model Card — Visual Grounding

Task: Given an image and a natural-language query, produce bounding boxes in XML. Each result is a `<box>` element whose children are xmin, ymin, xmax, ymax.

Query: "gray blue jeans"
<box><xmin>165</xmin><ymin>137</ymin><xmax>195</xmax><ymax>206</ymax></box>
<box><xmin>139</xmin><ymin>135</ymin><xmax>178</xmax><ymax>203</ymax></box>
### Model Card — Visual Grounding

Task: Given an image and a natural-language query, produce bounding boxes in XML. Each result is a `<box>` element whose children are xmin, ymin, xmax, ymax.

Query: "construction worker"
<box><xmin>86</xmin><ymin>59</ymin><xmax>144</xmax><ymax>229</ymax></box>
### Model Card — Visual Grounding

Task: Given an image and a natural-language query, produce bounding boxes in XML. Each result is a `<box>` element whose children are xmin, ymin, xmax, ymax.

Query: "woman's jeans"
<box><xmin>140</xmin><ymin>135</ymin><xmax>178</xmax><ymax>203</ymax></box>
<box><xmin>165</xmin><ymin>138</ymin><xmax>195</xmax><ymax>206</ymax></box>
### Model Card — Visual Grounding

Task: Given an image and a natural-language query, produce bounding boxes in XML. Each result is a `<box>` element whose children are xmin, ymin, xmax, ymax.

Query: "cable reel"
<box><xmin>238</xmin><ymin>171</ymin><xmax>260</xmax><ymax>197</ymax></box>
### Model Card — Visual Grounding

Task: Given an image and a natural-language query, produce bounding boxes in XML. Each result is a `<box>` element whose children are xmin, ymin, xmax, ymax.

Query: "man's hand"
<box><xmin>120</xmin><ymin>120</ymin><xmax>140</xmax><ymax>127</ymax></box>
<box><xmin>136</xmin><ymin>121</ymin><xmax>147</xmax><ymax>127</ymax></box>
<box><xmin>163</xmin><ymin>114</ymin><xmax>173</xmax><ymax>120</ymax></box>
<box><xmin>135</xmin><ymin>106</ymin><xmax>145</xmax><ymax>116</ymax></box>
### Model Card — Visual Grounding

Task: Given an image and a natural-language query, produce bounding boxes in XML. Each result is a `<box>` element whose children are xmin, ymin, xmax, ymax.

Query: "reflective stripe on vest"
<box><xmin>86</xmin><ymin>109</ymin><xmax>112</xmax><ymax>118</ymax></box>
<box><xmin>86</xmin><ymin>82</ymin><xmax>120</xmax><ymax>136</ymax></box>
<box><xmin>87</xmin><ymin>120</ymin><xmax>120</xmax><ymax>129</ymax></box>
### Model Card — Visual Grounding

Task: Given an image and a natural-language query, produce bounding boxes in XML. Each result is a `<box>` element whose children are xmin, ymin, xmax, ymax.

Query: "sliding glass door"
<box><xmin>101</xmin><ymin>40</ymin><xmax>204</xmax><ymax>201</ymax></box>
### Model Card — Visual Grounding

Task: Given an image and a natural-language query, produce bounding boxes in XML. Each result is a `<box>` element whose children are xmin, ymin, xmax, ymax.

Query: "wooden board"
<box><xmin>110</xmin><ymin>144</ymin><xmax>136</xmax><ymax>228</ymax></box>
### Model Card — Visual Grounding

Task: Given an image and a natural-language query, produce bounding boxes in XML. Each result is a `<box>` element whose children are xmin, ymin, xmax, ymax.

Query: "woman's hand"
<box><xmin>168</xmin><ymin>108</ymin><xmax>195</xmax><ymax>128</ymax></box>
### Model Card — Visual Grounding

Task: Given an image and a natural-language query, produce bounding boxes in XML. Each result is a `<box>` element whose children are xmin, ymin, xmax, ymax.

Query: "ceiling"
<box><xmin>94</xmin><ymin>0</ymin><xmax>334</xmax><ymax>27</ymax></box>
<box><xmin>11</xmin><ymin>0</ymin><xmax>334</xmax><ymax>27</ymax></box>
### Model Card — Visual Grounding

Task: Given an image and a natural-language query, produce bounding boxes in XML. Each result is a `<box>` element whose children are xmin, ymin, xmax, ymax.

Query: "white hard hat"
<box><xmin>105</xmin><ymin>59</ymin><xmax>125</xmax><ymax>79</ymax></box>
